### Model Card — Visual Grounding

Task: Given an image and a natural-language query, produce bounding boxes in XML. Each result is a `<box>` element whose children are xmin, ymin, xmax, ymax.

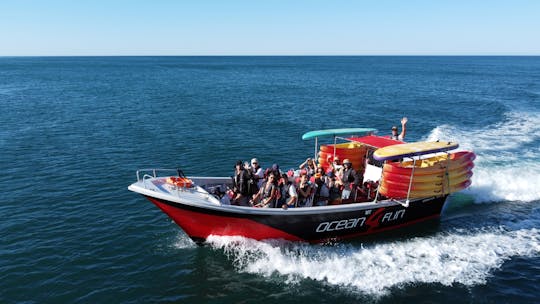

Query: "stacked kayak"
<box><xmin>379</xmin><ymin>151</ymin><xmax>475</xmax><ymax>198</ymax></box>
<box><xmin>318</xmin><ymin>142</ymin><xmax>367</xmax><ymax>172</ymax></box>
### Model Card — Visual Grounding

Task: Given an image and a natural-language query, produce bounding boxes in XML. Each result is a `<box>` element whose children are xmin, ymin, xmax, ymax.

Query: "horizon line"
<box><xmin>1</xmin><ymin>54</ymin><xmax>540</xmax><ymax>58</ymax></box>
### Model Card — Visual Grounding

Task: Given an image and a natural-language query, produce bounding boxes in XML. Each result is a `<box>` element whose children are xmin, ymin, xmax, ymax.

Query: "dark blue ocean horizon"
<box><xmin>1</xmin><ymin>56</ymin><xmax>539</xmax><ymax>303</ymax></box>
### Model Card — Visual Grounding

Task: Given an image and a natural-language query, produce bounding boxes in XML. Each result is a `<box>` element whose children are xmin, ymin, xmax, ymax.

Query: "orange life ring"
<box><xmin>167</xmin><ymin>176</ymin><xmax>193</xmax><ymax>188</ymax></box>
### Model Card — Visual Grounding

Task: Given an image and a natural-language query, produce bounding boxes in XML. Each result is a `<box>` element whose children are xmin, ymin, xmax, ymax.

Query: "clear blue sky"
<box><xmin>1</xmin><ymin>0</ymin><xmax>539</xmax><ymax>56</ymax></box>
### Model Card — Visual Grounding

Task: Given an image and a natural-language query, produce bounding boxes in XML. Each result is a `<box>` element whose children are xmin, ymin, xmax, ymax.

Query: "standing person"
<box><xmin>299</xmin><ymin>158</ymin><xmax>317</xmax><ymax>176</ymax></box>
<box><xmin>250</xmin><ymin>158</ymin><xmax>265</xmax><ymax>188</ymax></box>
<box><xmin>331</xmin><ymin>156</ymin><xmax>343</xmax><ymax>180</ymax></box>
<box><xmin>340</xmin><ymin>159</ymin><xmax>360</xmax><ymax>201</ymax></box>
<box><xmin>232</xmin><ymin>160</ymin><xmax>251</xmax><ymax>206</ymax></box>
<box><xmin>390</xmin><ymin>117</ymin><xmax>408</xmax><ymax>141</ymax></box>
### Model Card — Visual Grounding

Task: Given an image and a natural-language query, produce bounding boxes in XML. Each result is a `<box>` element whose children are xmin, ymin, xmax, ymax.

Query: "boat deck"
<box><xmin>128</xmin><ymin>169</ymin><xmax>413</xmax><ymax>216</ymax></box>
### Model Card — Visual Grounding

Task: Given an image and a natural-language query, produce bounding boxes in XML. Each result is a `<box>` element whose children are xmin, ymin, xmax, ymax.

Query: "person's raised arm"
<box><xmin>399</xmin><ymin>117</ymin><xmax>408</xmax><ymax>140</ymax></box>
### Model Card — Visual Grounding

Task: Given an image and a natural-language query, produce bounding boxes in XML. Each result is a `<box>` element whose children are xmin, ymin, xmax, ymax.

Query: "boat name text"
<box><xmin>316</xmin><ymin>217</ymin><xmax>366</xmax><ymax>233</ymax></box>
<box><xmin>381</xmin><ymin>209</ymin><xmax>406</xmax><ymax>222</ymax></box>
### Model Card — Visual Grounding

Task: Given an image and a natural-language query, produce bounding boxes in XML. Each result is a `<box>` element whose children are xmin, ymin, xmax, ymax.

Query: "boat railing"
<box><xmin>136</xmin><ymin>168</ymin><xmax>183</xmax><ymax>182</ymax></box>
<box><xmin>135</xmin><ymin>169</ymin><xmax>232</xmax><ymax>196</ymax></box>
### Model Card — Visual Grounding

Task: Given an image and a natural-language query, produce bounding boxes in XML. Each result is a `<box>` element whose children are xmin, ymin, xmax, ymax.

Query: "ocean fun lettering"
<box><xmin>381</xmin><ymin>209</ymin><xmax>406</xmax><ymax>222</ymax></box>
<box><xmin>315</xmin><ymin>217</ymin><xmax>366</xmax><ymax>233</ymax></box>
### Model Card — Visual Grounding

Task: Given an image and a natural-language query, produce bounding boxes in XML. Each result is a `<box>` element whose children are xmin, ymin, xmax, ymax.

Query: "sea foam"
<box><xmin>207</xmin><ymin>226</ymin><xmax>540</xmax><ymax>296</ymax></box>
<box><xmin>425</xmin><ymin>111</ymin><xmax>540</xmax><ymax>203</ymax></box>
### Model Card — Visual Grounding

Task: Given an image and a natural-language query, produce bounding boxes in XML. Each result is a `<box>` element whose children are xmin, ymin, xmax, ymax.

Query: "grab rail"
<box><xmin>136</xmin><ymin>168</ymin><xmax>182</xmax><ymax>182</ymax></box>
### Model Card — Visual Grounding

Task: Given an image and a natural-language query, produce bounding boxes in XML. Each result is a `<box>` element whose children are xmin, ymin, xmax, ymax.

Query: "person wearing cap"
<box><xmin>390</xmin><ymin>117</ymin><xmax>408</xmax><ymax>141</ymax></box>
<box><xmin>232</xmin><ymin>160</ymin><xmax>251</xmax><ymax>206</ymax></box>
<box><xmin>331</xmin><ymin>156</ymin><xmax>343</xmax><ymax>180</ymax></box>
<box><xmin>339</xmin><ymin>158</ymin><xmax>360</xmax><ymax>201</ymax></box>
<box><xmin>250</xmin><ymin>158</ymin><xmax>265</xmax><ymax>188</ymax></box>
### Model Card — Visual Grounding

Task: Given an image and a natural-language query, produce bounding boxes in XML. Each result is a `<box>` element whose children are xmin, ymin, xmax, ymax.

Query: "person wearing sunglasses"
<box><xmin>251</xmin><ymin>173</ymin><xmax>278</xmax><ymax>208</ymax></box>
<box><xmin>250</xmin><ymin>158</ymin><xmax>265</xmax><ymax>188</ymax></box>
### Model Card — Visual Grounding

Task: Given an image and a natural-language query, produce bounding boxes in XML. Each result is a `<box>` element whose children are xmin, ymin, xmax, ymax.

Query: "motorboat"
<box><xmin>128</xmin><ymin>128</ymin><xmax>474</xmax><ymax>244</ymax></box>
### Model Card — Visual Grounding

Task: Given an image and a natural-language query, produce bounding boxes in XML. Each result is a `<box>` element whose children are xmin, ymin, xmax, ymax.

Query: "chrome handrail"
<box><xmin>136</xmin><ymin>168</ymin><xmax>181</xmax><ymax>182</ymax></box>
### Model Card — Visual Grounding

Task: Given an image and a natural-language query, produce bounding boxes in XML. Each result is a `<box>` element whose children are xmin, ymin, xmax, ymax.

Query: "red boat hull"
<box><xmin>145</xmin><ymin>195</ymin><xmax>447</xmax><ymax>244</ymax></box>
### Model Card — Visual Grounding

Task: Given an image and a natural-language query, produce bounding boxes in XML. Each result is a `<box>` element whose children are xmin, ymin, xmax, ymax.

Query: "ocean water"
<box><xmin>1</xmin><ymin>56</ymin><xmax>539</xmax><ymax>303</ymax></box>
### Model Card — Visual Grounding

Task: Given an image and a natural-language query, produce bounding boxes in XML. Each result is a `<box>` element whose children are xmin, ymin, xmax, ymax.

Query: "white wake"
<box><xmin>207</xmin><ymin>226</ymin><xmax>540</xmax><ymax>296</ymax></box>
<box><xmin>425</xmin><ymin>111</ymin><xmax>540</xmax><ymax>203</ymax></box>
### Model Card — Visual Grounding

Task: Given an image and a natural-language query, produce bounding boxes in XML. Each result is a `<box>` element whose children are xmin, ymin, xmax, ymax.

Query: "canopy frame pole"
<box><xmin>404</xmin><ymin>158</ymin><xmax>417</xmax><ymax>207</ymax></box>
<box><xmin>443</xmin><ymin>152</ymin><xmax>451</xmax><ymax>195</ymax></box>
<box><xmin>314</xmin><ymin>137</ymin><xmax>318</xmax><ymax>163</ymax></box>
<box><xmin>333</xmin><ymin>136</ymin><xmax>337</xmax><ymax>160</ymax></box>
<box><xmin>374</xmin><ymin>161</ymin><xmax>384</xmax><ymax>203</ymax></box>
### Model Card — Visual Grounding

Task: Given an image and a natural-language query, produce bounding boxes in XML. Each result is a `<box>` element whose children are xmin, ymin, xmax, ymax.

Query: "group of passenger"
<box><xmin>230</xmin><ymin>156</ymin><xmax>362</xmax><ymax>209</ymax></box>
<box><xmin>228</xmin><ymin>118</ymin><xmax>408</xmax><ymax>208</ymax></box>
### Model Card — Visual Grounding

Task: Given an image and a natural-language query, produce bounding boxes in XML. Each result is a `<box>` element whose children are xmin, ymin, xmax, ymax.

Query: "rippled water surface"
<box><xmin>1</xmin><ymin>56</ymin><xmax>539</xmax><ymax>303</ymax></box>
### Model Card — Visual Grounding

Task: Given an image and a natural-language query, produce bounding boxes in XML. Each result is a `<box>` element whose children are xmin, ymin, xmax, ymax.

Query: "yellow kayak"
<box><xmin>374</xmin><ymin>141</ymin><xmax>459</xmax><ymax>161</ymax></box>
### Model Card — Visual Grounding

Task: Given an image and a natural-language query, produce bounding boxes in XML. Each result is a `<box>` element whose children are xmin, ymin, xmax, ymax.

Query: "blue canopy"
<box><xmin>302</xmin><ymin>128</ymin><xmax>377</xmax><ymax>140</ymax></box>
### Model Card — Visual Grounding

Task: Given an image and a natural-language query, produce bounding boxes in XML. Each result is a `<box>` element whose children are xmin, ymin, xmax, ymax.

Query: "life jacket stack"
<box><xmin>318</xmin><ymin>142</ymin><xmax>368</xmax><ymax>173</ymax></box>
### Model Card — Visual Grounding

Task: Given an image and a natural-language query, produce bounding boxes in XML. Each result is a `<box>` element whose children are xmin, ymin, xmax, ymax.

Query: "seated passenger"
<box><xmin>299</xmin><ymin>158</ymin><xmax>317</xmax><ymax>176</ymax></box>
<box><xmin>251</xmin><ymin>174</ymin><xmax>278</xmax><ymax>208</ymax></box>
<box><xmin>269</xmin><ymin>163</ymin><xmax>281</xmax><ymax>179</ymax></box>
<box><xmin>361</xmin><ymin>180</ymin><xmax>379</xmax><ymax>200</ymax></box>
<box><xmin>279</xmin><ymin>173</ymin><xmax>298</xmax><ymax>209</ymax></box>
<box><xmin>296</xmin><ymin>172</ymin><xmax>314</xmax><ymax>207</ymax></box>
<box><xmin>313</xmin><ymin>166</ymin><xmax>330</xmax><ymax>206</ymax></box>
<box><xmin>326</xmin><ymin>171</ymin><xmax>342</xmax><ymax>205</ymax></box>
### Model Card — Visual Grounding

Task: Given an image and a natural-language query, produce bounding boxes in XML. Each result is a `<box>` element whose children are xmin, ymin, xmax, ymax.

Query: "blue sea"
<box><xmin>1</xmin><ymin>56</ymin><xmax>539</xmax><ymax>303</ymax></box>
